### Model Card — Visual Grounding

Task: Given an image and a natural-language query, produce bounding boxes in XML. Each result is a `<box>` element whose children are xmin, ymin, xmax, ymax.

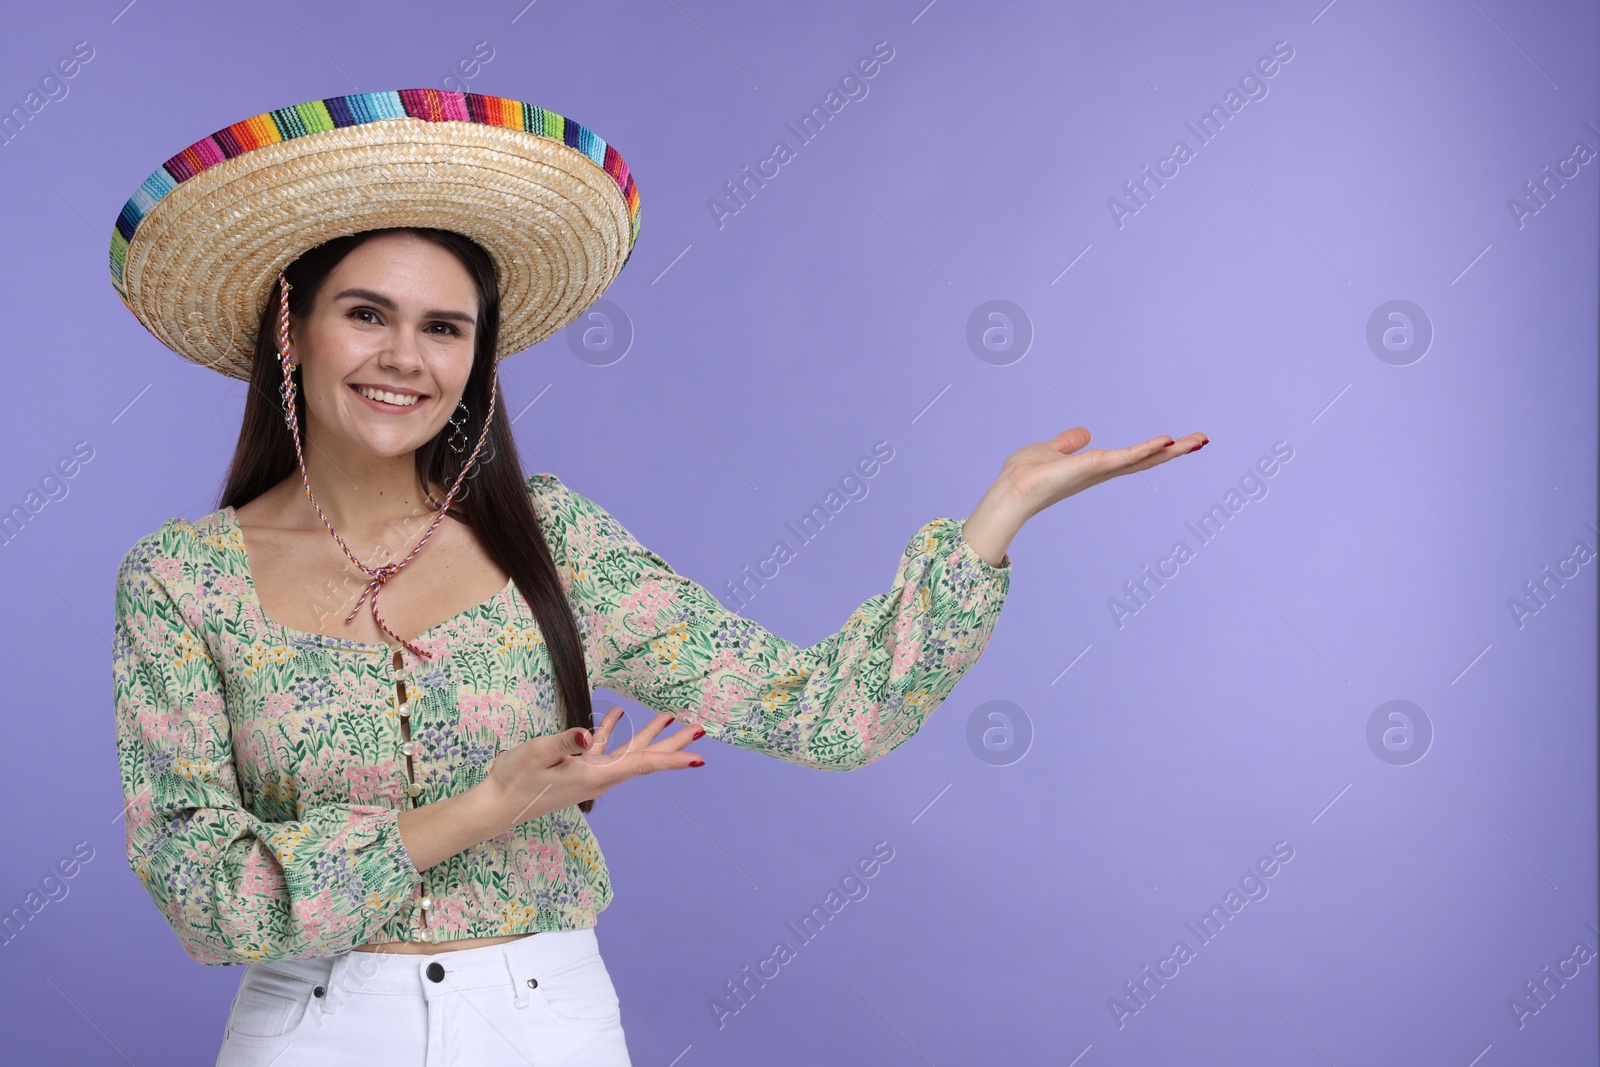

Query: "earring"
<box><xmin>279</xmin><ymin>360</ymin><xmax>299</xmax><ymax>432</ymax></box>
<box><xmin>446</xmin><ymin>397</ymin><xmax>469</xmax><ymax>453</ymax></box>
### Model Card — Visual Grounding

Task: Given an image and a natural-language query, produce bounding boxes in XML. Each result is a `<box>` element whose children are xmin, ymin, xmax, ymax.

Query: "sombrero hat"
<box><xmin>109</xmin><ymin>88</ymin><xmax>641</xmax><ymax>381</ymax></box>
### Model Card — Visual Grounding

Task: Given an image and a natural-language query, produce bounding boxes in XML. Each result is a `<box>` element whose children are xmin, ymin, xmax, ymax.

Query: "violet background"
<box><xmin>1</xmin><ymin>1</ymin><xmax>1595</xmax><ymax>1064</ymax></box>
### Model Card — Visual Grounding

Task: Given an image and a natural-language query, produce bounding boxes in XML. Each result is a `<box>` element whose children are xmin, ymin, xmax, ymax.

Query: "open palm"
<box><xmin>485</xmin><ymin>707</ymin><xmax>704</xmax><ymax>826</ymax></box>
<box><xmin>1000</xmin><ymin>427</ymin><xmax>1208</xmax><ymax>518</ymax></box>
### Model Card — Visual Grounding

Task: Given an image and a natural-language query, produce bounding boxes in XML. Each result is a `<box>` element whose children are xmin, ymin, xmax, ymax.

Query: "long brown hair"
<box><xmin>217</xmin><ymin>226</ymin><xmax>602</xmax><ymax>814</ymax></box>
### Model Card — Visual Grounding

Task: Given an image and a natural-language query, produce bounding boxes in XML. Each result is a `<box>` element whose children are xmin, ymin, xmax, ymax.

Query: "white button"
<box><xmin>397</xmin><ymin>702</ymin><xmax>411</xmax><ymax>718</ymax></box>
<box><xmin>400</xmin><ymin>741</ymin><xmax>417</xmax><ymax>756</ymax></box>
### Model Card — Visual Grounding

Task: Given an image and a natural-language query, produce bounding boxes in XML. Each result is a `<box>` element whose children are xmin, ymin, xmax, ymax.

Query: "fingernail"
<box><xmin>689</xmin><ymin>759</ymin><xmax>705</xmax><ymax>767</ymax></box>
<box><xmin>667</xmin><ymin>716</ymin><xmax>676</xmax><ymax>725</ymax></box>
<box><xmin>692</xmin><ymin>728</ymin><xmax>706</xmax><ymax>740</ymax></box>
<box><xmin>1162</xmin><ymin>440</ymin><xmax>1174</xmax><ymax>448</ymax></box>
<box><xmin>576</xmin><ymin>732</ymin><xmax>591</xmax><ymax>749</ymax></box>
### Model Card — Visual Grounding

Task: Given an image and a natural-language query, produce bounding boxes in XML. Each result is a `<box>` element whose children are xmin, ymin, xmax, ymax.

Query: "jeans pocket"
<box><xmin>528</xmin><ymin>951</ymin><xmax>623</xmax><ymax>1032</ymax></box>
<box><xmin>224</xmin><ymin>964</ymin><xmax>321</xmax><ymax>1048</ymax></box>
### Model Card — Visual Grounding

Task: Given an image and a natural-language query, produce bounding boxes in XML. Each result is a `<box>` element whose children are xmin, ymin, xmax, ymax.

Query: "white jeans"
<box><xmin>214</xmin><ymin>927</ymin><xmax>633</xmax><ymax>1066</ymax></box>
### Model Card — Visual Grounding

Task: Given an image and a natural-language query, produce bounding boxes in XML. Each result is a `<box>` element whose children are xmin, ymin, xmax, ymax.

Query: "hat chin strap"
<box><xmin>271</xmin><ymin>270</ymin><xmax>499</xmax><ymax>659</ymax></box>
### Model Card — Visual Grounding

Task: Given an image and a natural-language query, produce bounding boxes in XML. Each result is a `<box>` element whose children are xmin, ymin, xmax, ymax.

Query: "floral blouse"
<box><xmin>112</xmin><ymin>472</ymin><xmax>1012</xmax><ymax>965</ymax></box>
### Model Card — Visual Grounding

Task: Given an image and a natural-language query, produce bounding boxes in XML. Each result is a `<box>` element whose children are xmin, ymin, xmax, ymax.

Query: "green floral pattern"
<box><xmin>113</xmin><ymin>473</ymin><xmax>1011</xmax><ymax>964</ymax></box>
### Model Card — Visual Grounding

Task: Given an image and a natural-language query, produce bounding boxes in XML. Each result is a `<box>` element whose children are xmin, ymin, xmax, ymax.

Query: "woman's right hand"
<box><xmin>479</xmin><ymin>708</ymin><xmax>706</xmax><ymax>830</ymax></box>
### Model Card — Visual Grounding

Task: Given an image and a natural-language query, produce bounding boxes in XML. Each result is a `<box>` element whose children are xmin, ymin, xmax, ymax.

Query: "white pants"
<box><xmin>214</xmin><ymin>927</ymin><xmax>633</xmax><ymax>1066</ymax></box>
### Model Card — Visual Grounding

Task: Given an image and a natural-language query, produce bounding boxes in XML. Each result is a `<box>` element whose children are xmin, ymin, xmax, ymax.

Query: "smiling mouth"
<box><xmin>350</xmin><ymin>383</ymin><xmax>429</xmax><ymax>411</ymax></box>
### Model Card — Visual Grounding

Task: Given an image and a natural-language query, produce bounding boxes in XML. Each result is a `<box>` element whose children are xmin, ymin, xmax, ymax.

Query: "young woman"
<box><xmin>109</xmin><ymin>89</ymin><xmax>1204</xmax><ymax>1066</ymax></box>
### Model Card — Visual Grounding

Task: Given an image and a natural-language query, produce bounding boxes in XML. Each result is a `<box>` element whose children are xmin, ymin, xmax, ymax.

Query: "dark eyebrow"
<box><xmin>330</xmin><ymin>287</ymin><xmax>477</xmax><ymax>326</ymax></box>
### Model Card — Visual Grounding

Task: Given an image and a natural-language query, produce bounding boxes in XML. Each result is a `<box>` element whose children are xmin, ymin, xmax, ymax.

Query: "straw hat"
<box><xmin>109</xmin><ymin>88</ymin><xmax>641</xmax><ymax>381</ymax></box>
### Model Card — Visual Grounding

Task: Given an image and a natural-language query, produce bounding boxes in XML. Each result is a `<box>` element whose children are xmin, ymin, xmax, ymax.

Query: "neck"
<box><xmin>290</xmin><ymin>438</ymin><xmax>449</xmax><ymax>550</ymax></box>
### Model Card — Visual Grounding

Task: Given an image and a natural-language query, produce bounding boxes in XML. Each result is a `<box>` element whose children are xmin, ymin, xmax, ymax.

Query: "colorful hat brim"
<box><xmin>110</xmin><ymin>89</ymin><xmax>641</xmax><ymax>381</ymax></box>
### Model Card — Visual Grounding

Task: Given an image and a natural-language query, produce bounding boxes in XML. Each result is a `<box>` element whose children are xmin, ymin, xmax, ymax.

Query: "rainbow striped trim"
<box><xmin>110</xmin><ymin>88</ymin><xmax>640</xmax><ymax>302</ymax></box>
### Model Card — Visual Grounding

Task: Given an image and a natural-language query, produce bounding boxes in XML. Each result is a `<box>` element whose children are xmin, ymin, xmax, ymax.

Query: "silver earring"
<box><xmin>279</xmin><ymin>361</ymin><xmax>299</xmax><ymax>432</ymax></box>
<box><xmin>447</xmin><ymin>398</ymin><xmax>469</xmax><ymax>453</ymax></box>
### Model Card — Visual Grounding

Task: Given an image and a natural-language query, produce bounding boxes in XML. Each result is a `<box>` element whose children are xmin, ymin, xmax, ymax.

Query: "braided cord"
<box><xmin>274</xmin><ymin>271</ymin><xmax>498</xmax><ymax>659</ymax></box>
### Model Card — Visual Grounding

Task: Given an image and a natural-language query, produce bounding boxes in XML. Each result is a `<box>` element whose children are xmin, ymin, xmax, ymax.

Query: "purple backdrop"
<box><xmin>1</xmin><ymin>1</ymin><xmax>1595</xmax><ymax>1064</ymax></box>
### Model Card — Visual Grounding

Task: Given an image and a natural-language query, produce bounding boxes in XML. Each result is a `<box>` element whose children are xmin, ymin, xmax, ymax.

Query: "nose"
<box><xmin>376</xmin><ymin>320</ymin><xmax>427</xmax><ymax>374</ymax></box>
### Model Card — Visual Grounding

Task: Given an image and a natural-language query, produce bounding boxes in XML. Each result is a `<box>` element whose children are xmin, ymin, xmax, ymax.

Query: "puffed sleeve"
<box><xmin>112</xmin><ymin>530</ymin><xmax>423</xmax><ymax>965</ymax></box>
<box><xmin>529</xmin><ymin>473</ymin><xmax>1011</xmax><ymax>771</ymax></box>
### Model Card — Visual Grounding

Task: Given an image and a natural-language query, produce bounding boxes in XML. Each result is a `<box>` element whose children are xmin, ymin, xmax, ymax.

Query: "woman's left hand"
<box><xmin>960</xmin><ymin>428</ymin><xmax>1208</xmax><ymax>567</ymax></box>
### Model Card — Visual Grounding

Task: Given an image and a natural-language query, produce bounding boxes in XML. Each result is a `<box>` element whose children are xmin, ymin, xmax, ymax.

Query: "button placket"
<box><xmin>393</xmin><ymin>648</ymin><xmax>433</xmax><ymax>943</ymax></box>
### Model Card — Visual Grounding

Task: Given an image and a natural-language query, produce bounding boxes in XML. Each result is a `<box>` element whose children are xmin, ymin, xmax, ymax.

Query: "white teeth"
<box><xmin>356</xmin><ymin>385</ymin><xmax>420</xmax><ymax>407</ymax></box>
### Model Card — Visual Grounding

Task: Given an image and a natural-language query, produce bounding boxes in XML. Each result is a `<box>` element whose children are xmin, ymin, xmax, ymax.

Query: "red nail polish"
<box><xmin>689</xmin><ymin>759</ymin><xmax>705</xmax><ymax>767</ymax></box>
<box><xmin>692</xmin><ymin>728</ymin><xmax>706</xmax><ymax>740</ymax></box>
<box><xmin>576</xmin><ymin>732</ymin><xmax>591</xmax><ymax>749</ymax></box>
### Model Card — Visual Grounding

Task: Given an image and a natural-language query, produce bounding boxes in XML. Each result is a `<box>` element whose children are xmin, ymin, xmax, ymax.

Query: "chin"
<box><xmin>383</xmin><ymin>438</ymin><xmax>438</xmax><ymax>458</ymax></box>
<box><xmin>340</xmin><ymin>430</ymin><xmax>437</xmax><ymax>459</ymax></box>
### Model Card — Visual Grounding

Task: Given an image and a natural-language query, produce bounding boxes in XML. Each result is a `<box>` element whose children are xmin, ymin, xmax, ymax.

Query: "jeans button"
<box><xmin>426</xmin><ymin>962</ymin><xmax>445</xmax><ymax>983</ymax></box>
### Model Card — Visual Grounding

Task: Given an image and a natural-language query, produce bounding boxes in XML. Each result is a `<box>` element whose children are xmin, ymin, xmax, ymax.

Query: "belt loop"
<box><xmin>324</xmin><ymin>951</ymin><xmax>347</xmax><ymax>991</ymax></box>
<box><xmin>324</xmin><ymin>948</ymin><xmax>376</xmax><ymax>1020</ymax></box>
<box><xmin>316</xmin><ymin>951</ymin><xmax>351</xmax><ymax>1023</ymax></box>
<box><xmin>502</xmin><ymin>943</ymin><xmax>530</xmax><ymax>1008</ymax></box>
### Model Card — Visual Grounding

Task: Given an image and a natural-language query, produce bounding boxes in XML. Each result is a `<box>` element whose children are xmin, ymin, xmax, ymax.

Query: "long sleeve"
<box><xmin>534</xmin><ymin>475</ymin><xmax>1012</xmax><ymax>771</ymax></box>
<box><xmin>112</xmin><ymin>534</ymin><xmax>422</xmax><ymax>965</ymax></box>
